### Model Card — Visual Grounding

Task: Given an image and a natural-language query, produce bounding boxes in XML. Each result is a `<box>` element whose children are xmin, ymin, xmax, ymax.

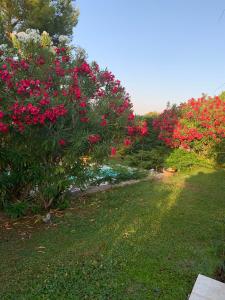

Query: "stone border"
<box><xmin>70</xmin><ymin>171</ymin><xmax>164</xmax><ymax>197</ymax></box>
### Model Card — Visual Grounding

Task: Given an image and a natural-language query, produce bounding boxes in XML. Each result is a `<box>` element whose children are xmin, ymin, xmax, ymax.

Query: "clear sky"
<box><xmin>74</xmin><ymin>0</ymin><xmax>225</xmax><ymax>114</ymax></box>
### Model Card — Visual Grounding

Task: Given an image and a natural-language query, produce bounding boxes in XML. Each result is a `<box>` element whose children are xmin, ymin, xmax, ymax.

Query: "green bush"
<box><xmin>5</xmin><ymin>201</ymin><xmax>28</xmax><ymax>218</ymax></box>
<box><xmin>125</xmin><ymin>147</ymin><xmax>169</xmax><ymax>170</ymax></box>
<box><xmin>164</xmin><ymin>149</ymin><xmax>213</xmax><ymax>171</ymax></box>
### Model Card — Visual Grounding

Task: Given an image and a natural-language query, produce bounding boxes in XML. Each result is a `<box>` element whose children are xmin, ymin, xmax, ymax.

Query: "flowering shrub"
<box><xmin>153</xmin><ymin>96</ymin><xmax>225</xmax><ymax>162</ymax></box>
<box><xmin>121</xmin><ymin>114</ymin><xmax>170</xmax><ymax>170</ymax></box>
<box><xmin>0</xmin><ymin>30</ymin><xmax>145</xmax><ymax>210</ymax></box>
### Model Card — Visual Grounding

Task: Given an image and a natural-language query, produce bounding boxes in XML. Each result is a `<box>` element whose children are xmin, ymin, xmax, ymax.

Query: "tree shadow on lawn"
<box><xmin>89</xmin><ymin>168</ymin><xmax>225</xmax><ymax>299</ymax></box>
<box><xmin>0</xmin><ymin>168</ymin><xmax>224</xmax><ymax>299</ymax></box>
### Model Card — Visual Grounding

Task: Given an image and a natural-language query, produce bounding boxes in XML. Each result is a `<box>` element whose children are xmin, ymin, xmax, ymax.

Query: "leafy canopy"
<box><xmin>0</xmin><ymin>0</ymin><xmax>79</xmax><ymax>44</ymax></box>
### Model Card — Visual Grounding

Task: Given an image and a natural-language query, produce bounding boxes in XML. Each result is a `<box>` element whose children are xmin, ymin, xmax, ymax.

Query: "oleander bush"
<box><xmin>153</xmin><ymin>96</ymin><xmax>225</xmax><ymax>164</ymax></box>
<box><xmin>0</xmin><ymin>29</ymin><xmax>147</xmax><ymax>211</ymax></box>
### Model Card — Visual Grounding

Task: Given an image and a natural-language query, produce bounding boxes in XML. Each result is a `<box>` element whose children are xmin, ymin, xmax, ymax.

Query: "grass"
<box><xmin>0</xmin><ymin>167</ymin><xmax>225</xmax><ymax>299</ymax></box>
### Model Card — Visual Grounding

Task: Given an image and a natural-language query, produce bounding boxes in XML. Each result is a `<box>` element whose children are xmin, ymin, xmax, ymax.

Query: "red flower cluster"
<box><xmin>153</xmin><ymin>96</ymin><xmax>225</xmax><ymax>151</ymax></box>
<box><xmin>0</xmin><ymin>45</ymin><xmax>142</xmax><ymax>156</ymax></box>
<box><xmin>111</xmin><ymin>147</ymin><xmax>117</xmax><ymax>156</ymax></box>
<box><xmin>124</xmin><ymin>138</ymin><xmax>132</xmax><ymax>147</ymax></box>
<box><xmin>88</xmin><ymin>134</ymin><xmax>101</xmax><ymax>144</ymax></box>
<box><xmin>127</xmin><ymin>120</ymin><xmax>148</xmax><ymax>137</ymax></box>
<box><xmin>9</xmin><ymin>102</ymin><xmax>68</xmax><ymax>132</ymax></box>
<box><xmin>59</xmin><ymin>139</ymin><xmax>66</xmax><ymax>146</ymax></box>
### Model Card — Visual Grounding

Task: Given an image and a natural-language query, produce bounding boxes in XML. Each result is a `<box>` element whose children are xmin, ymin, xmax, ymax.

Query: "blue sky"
<box><xmin>74</xmin><ymin>0</ymin><xmax>225</xmax><ymax>114</ymax></box>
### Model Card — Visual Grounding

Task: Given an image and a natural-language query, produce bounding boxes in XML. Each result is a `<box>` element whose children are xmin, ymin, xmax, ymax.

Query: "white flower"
<box><xmin>16</xmin><ymin>29</ymin><xmax>41</xmax><ymax>43</ymax></box>
<box><xmin>58</xmin><ymin>35</ymin><xmax>70</xmax><ymax>44</ymax></box>
<box><xmin>0</xmin><ymin>44</ymin><xmax>8</xmax><ymax>60</ymax></box>
<box><xmin>17</xmin><ymin>31</ymin><xmax>29</xmax><ymax>43</ymax></box>
<box><xmin>0</xmin><ymin>44</ymin><xmax>8</xmax><ymax>50</ymax></box>
<box><xmin>26</xmin><ymin>29</ymin><xmax>41</xmax><ymax>43</ymax></box>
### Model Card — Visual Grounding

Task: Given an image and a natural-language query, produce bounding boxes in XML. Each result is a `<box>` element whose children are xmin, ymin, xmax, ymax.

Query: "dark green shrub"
<box><xmin>5</xmin><ymin>201</ymin><xmax>28</xmax><ymax>218</ymax></box>
<box><xmin>125</xmin><ymin>147</ymin><xmax>169</xmax><ymax>170</ymax></box>
<box><xmin>213</xmin><ymin>140</ymin><xmax>225</xmax><ymax>166</ymax></box>
<box><xmin>54</xmin><ymin>195</ymin><xmax>70</xmax><ymax>210</ymax></box>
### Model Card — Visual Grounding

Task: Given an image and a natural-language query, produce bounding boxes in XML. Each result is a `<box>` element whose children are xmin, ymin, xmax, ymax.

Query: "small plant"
<box><xmin>54</xmin><ymin>194</ymin><xmax>70</xmax><ymax>210</ymax></box>
<box><xmin>5</xmin><ymin>201</ymin><xmax>28</xmax><ymax>218</ymax></box>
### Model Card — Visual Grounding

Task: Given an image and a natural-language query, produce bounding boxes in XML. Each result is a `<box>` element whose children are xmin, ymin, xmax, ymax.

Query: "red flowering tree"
<box><xmin>153</xmin><ymin>96</ymin><xmax>225</xmax><ymax>162</ymax></box>
<box><xmin>0</xmin><ymin>30</ymin><xmax>142</xmax><ymax>209</ymax></box>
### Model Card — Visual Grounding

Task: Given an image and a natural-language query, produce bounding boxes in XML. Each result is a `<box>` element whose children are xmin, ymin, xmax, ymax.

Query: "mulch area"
<box><xmin>0</xmin><ymin>209</ymin><xmax>64</xmax><ymax>242</ymax></box>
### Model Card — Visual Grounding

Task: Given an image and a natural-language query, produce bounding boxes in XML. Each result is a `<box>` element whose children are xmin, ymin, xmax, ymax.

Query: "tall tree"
<box><xmin>0</xmin><ymin>0</ymin><xmax>79</xmax><ymax>44</ymax></box>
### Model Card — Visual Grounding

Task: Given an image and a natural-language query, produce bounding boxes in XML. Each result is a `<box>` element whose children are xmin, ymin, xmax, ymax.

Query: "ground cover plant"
<box><xmin>0</xmin><ymin>167</ymin><xmax>224</xmax><ymax>299</ymax></box>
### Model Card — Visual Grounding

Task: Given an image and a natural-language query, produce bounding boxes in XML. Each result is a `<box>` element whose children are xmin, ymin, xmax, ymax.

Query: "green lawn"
<box><xmin>0</xmin><ymin>168</ymin><xmax>224</xmax><ymax>299</ymax></box>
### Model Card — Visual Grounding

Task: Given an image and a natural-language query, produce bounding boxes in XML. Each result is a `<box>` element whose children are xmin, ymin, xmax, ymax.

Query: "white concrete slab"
<box><xmin>189</xmin><ymin>274</ymin><xmax>225</xmax><ymax>300</ymax></box>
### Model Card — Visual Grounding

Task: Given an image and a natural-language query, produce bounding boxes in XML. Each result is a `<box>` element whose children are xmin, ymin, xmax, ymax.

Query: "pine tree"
<box><xmin>0</xmin><ymin>0</ymin><xmax>79</xmax><ymax>44</ymax></box>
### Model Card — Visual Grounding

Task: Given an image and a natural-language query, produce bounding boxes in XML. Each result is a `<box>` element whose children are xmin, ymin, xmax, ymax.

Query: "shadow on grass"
<box><xmin>81</xmin><ymin>168</ymin><xmax>225</xmax><ymax>299</ymax></box>
<box><xmin>0</xmin><ymin>168</ymin><xmax>224</xmax><ymax>299</ymax></box>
